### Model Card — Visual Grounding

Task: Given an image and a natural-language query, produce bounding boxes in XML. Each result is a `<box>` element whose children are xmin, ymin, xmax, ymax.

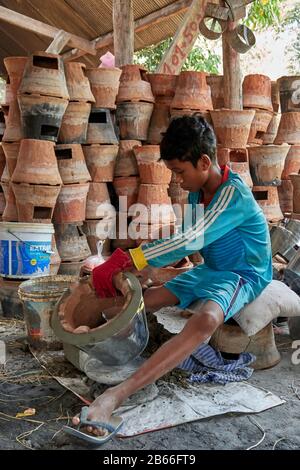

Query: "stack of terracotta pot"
<box><xmin>113</xmin><ymin>140</ymin><xmax>140</xmax><ymax>251</ymax></box>
<box><xmin>79</xmin><ymin>65</ymin><xmax>122</xmax><ymax>256</ymax></box>
<box><xmin>276</xmin><ymin>76</ymin><xmax>300</xmax><ymax>219</ymax></box>
<box><xmin>0</xmin><ymin>57</ymin><xmax>27</xmax><ymax>223</ymax></box>
<box><xmin>146</xmin><ymin>73</ymin><xmax>177</xmax><ymax>144</ymax></box>
<box><xmin>239</xmin><ymin>74</ymin><xmax>286</xmax><ymax>223</ymax></box>
<box><xmin>130</xmin><ymin>145</ymin><xmax>175</xmax><ymax>244</ymax></box>
<box><xmin>116</xmin><ymin>65</ymin><xmax>154</xmax><ymax>141</ymax></box>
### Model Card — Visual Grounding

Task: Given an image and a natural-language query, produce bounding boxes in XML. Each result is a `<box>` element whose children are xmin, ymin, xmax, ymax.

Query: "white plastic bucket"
<box><xmin>0</xmin><ymin>222</ymin><xmax>54</xmax><ymax>278</ymax></box>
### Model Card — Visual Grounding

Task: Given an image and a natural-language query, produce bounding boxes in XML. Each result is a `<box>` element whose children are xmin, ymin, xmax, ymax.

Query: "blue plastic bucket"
<box><xmin>0</xmin><ymin>222</ymin><xmax>54</xmax><ymax>278</ymax></box>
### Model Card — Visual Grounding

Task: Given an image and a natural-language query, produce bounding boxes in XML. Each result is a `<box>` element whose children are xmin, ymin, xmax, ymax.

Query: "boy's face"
<box><xmin>165</xmin><ymin>156</ymin><xmax>211</xmax><ymax>192</ymax></box>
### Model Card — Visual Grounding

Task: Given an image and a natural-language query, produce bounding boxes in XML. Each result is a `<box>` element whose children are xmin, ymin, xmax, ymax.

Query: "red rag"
<box><xmin>92</xmin><ymin>248</ymin><xmax>132</xmax><ymax>298</ymax></box>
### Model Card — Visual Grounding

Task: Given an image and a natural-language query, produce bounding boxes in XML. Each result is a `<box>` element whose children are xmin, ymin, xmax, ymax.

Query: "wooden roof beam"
<box><xmin>62</xmin><ymin>0</ymin><xmax>192</xmax><ymax>62</ymax></box>
<box><xmin>0</xmin><ymin>5</ymin><xmax>96</xmax><ymax>56</ymax></box>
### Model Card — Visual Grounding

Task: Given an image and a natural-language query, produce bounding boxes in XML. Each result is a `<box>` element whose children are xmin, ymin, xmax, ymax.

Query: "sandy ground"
<box><xmin>0</xmin><ymin>315</ymin><xmax>299</xmax><ymax>451</ymax></box>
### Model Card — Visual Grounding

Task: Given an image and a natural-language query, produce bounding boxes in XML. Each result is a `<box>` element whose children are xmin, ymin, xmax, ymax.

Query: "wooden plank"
<box><xmin>62</xmin><ymin>0</ymin><xmax>192</xmax><ymax>62</ymax></box>
<box><xmin>46</xmin><ymin>30</ymin><xmax>72</xmax><ymax>55</ymax></box>
<box><xmin>156</xmin><ymin>0</ymin><xmax>212</xmax><ymax>74</ymax></box>
<box><xmin>0</xmin><ymin>5</ymin><xmax>96</xmax><ymax>55</ymax></box>
<box><xmin>113</xmin><ymin>0</ymin><xmax>134</xmax><ymax>67</ymax></box>
<box><xmin>222</xmin><ymin>20</ymin><xmax>242</xmax><ymax>109</ymax></box>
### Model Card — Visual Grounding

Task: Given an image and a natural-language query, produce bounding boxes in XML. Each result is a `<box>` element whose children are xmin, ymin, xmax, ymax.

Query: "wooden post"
<box><xmin>222</xmin><ymin>21</ymin><xmax>242</xmax><ymax>110</ymax></box>
<box><xmin>157</xmin><ymin>0</ymin><xmax>211</xmax><ymax>74</ymax></box>
<box><xmin>113</xmin><ymin>0</ymin><xmax>134</xmax><ymax>67</ymax></box>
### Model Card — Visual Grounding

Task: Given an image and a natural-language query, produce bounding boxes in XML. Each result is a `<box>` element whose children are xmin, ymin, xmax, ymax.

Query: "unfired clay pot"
<box><xmin>64</xmin><ymin>62</ymin><xmax>95</xmax><ymax>103</ymax></box>
<box><xmin>133</xmin><ymin>145</ymin><xmax>171</xmax><ymax>184</ymax></box>
<box><xmin>85</xmin><ymin>182</ymin><xmax>114</xmax><ymax>219</ymax></box>
<box><xmin>1</xmin><ymin>182</ymin><xmax>18</xmax><ymax>221</ymax></box>
<box><xmin>290</xmin><ymin>172</ymin><xmax>300</xmax><ymax>213</ymax></box>
<box><xmin>85</xmin><ymin>67</ymin><xmax>122</xmax><ymax>109</ymax></box>
<box><xmin>113</xmin><ymin>176</ymin><xmax>140</xmax><ymax>211</ymax></box>
<box><xmin>274</xmin><ymin>112</ymin><xmax>300</xmax><ymax>145</ymax></box>
<box><xmin>278</xmin><ymin>179</ymin><xmax>293</xmax><ymax>214</ymax></box>
<box><xmin>1</xmin><ymin>142</ymin><xmax>20</xmax><ymax>179</ymax></box>
<box><xmin>147</xmin><ymin>103</ymin><xmax>170</xmax><ymax>144</ymax></box>
<box><xmin>114</xmin><ymin>140</ymin><xmax>140</xmax><ymax>177</ymax></box>
<box><xmin>19</xmin><ymin>52</ymin><xmax>69</xmax><ymax>99</ymax></box>
<box><xmin>53</xmin><ymin>183</ymin><xmax>90</xmax><ymax>223</ymax></box>
<box><xmin>277</xmin><ymin>75</ymin><xmax>300</xmax><ymax>113</ymax></box>
<box><xmin>55</xmin><ymin>144</ymin><xmax>91</xmax><ymax>184</ymax></box>
<box><xmin>86</xmin><ymin>108</ymin><xmax>118</xmax><ymax>145</ymax></box>
<box><xmin>83</xmin><ymin>144</ymin><xmax>119</xmax><ymax>182</ymax></box>
<box><xmin>281</xmin><ymin>145</ymin><xmax>300</xmax><ymax>180</ymax></box>
<box><xmin>242</xmin><ymin>74</ymin><xmax>273</xmax><ymax>111</ymax></box>
<box><xmin>116</xmin><ymin>65</ymin><xmax>154</xmax><ymax>104</ymax></box>
<box><xmin>2</xmin><ymin>100</ymin><xmax>23</xmax><ymax>142</ymax></box>
<box><xmin>3</xmin><ymin>57</ymin><xmax>28</xmax><ymax>104</ymax></box>
<box><xmin>217</xmin><ymin>147</ymin><xmax>248</xmax><ymax>166</ymax></box>
<box><xmin>116</xmin><ymin>102</ymin><xmax>154</xmax><ymax>141</ymax></box>
<box><xmin>12</xmin><ymin>183</ymin><xmax>61</xmax><ymax>223</ymax></box>
<box><xmin>12</xmin><ymin>139</ymin><xmax>62</xmax><ymax>186</ymax></box>
<box><xmin>210</xmin><ymin>109</ymin><xmax>255</xmax><ymax>148</ymax></box>
<box><xmin>206</xmin><ymin>75</ymin><xmax>224</xmax><ymax>110</ymax></box>
<box><xmin>248</xmin><ymin>145</ymin><xmax>290</xmax><ymax>186</ymax></box>
<box><xmin>54</xmin><ymin>223</ymin><xmax>91</xmax><ymax>262</ymax></box>
<box><xmin>171</xmin><ymin>71</ymin><xmax>213</xmax><ymax>111</ymax></box>
<box><xmin>136</xmin><ymin>184</ymin><xmax>175</xmax><ymax>224</ymax></box>
<box><xmin>262</xmin><ymin>113</ymin><xmax>280</xmax><ymax>145</ymax></box>
<box><xmin>247</xmin><ymin>109</ymin><xmax>273</xmax><ymax>145</ymax></box>
<box><xmin>271</xmin><ymin>81</ymin><xmax>280</xmax><ymax>113</ymax></box>
<box><xmin>58</xmin><ymin>101</ymin><xmax>91</xmax><ymax>144</ymax></box>
<box><xmin>252</xmin><ymin>186</ymin><xmax>283</xmax><ymax>222</ymax></box>
<box><xmin>145</xmin><ymin>73</ymin><xmax>177</xmax><ymax>104</ymax></box>
<box><xmin>229</xmin><ymin>161</ymin><xmax>253</xmax><ymax>188</ymax></box>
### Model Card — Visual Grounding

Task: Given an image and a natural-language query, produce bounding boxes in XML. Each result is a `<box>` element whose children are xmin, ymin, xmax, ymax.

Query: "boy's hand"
<box><xmin>92</xmin><ymin>248</ymin><xmax>132</xmax><ymax>298</ymax></box>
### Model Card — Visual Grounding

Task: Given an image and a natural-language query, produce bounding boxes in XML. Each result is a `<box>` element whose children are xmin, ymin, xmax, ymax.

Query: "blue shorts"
<box><xmin>164</xmin><ymin>264</ymin><xmax>256</xmax><ymax>322</ymax></box>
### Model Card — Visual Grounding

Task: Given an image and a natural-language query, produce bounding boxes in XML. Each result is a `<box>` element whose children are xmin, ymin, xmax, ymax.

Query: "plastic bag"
<box><xmin>81</xmin><ymin>241</ymin><xmax>107</xmax><ymax>275</ymax></box>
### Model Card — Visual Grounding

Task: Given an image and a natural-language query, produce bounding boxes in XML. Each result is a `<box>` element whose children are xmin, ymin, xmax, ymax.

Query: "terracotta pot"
<box><xmin>171</xmin><ymin>71</ymin><xmax>213</xmax><ymax>111</ymax></box>
<box><xmin>12</xmin><ymin>183</ymin><xmax>61</xmax><ymax>222</ymax></box>
<box><xmin>135</xmin><ymin>184</ymin><xmax>175</xmax><ymax>224</ymax></box>
<box><xmin>0</xmin><ymin>145</ymin><xmax>5</xmax><ymax>179</ymax></box>
<box><xmin>12</xmin><ymin>139</ymin><xmax>62</xmax><ymax>186</ymax></box>
<box><xmin>0</xmin><ymin>162</ymin><xmax>9</xmax><ymax>183</ymax></box>
<box><xmin>168</xmin><ymin>182</ymin><xmax>189</xmax><ymax>223</ymax></box>
<box><xmin>58</xmin><ymin>261</ymin><xmax>83</xmax><ymax>276</ymax></box>
<box><xmin>85</xmin><ymin>67</ymin><xmax>122</xmax><ymax>109</ymax></box>
<box><xmin>83</xmin><ymin>219</ymin><xmax>115</xmax><ymax>253</ymax></box>
<box><xmin>64</xmin><ymin>62</ymin><xmax>95</xmax><ymax>103</ymax></box>
<box><xmin>2</xmin><ymin>100</ymin><xmax>23</xmax><ymax>142</ymax></box>
<box><xmin>290</xmin><ymin>173</ymin><xmax>300</xmax><ymax>213</ymax></box>
<box><xmin>170</xmin><ymin>108</ymin><xmax>212</xmax><ymax>125</ymax></box>
<box><xmin>113</xmin><ymin>176</ymin><xmax>140</xmax><ymax>211</ymax></box>
<box><xmin>82</xmin><ymin>144</ymin><xmax>118</xmax><ymax>182</ymax></box>
<box><xmin>133</xmin><ymin>145</ymin><xmax>171</xmax><ymax>184</ymax></box>
<box><xmin>278</xmin><ymin>179</ymin><xmax>293</xmax><ymax>214</ymax></box>
<box><xmin>0</xmin><ymin>183</ymin><xmax>6</xmax><ymax>215</ymax></box>
<box><xmin>242</xmin><ymin>74</ymin><xmax>273</xmax><ymax>111</ymax></box>
<box><xmin>0</xmin><ymin>110</ymin><xmax>5</xmax><ymax>140</ymax></box>
<box><xmin>58</xmin><ymin>101</ymin><xmax>91</xmax><ymax>144</ymax></box>
<box><xmin>229</xmin><ymin>162</ymin><xmax>253</xmax><ymax>188</ymax></box>
<box><xmin>55</xmin><ymin>144</ymin><xmax>91</xmax><ymax>184</ymax></box>
<box><xmin>114</xmin><ymin>140</ymin><xmax>140</xmax><ymax>177</ymax></box>
<box><xmin>86</xmin><ymin>182</ymin><xmax>114</xmax><ymax>219</ymax></box>
<box><xmin>145</xmin><ymin>73</ymin><xmax>177</xmax><ymax>101</ymax></box>
<box><xmin>252</xmin><ymin>186</ymin><xmax>283</xmax><ymax>222</ymax></box>
<box><xmin>281</xmin><ymin>145</ymin><xmax>300</xmax><ymax>180</ymax></box>
<box><xmin>116</xmin><ymin>65</ymin><xmax>154</xmax><ymax>104</ymax></box>
<box><xmin>206</xmin><ymin>75</ymin><xmax>224</xmax><ymax>109</ymax></box>
<box><xmin>1</xmin><ymin>142</ymin><xmax>20</xmax><ymax>178</ymax></box>
<box><xmin>262</xmin><ymin>113</ymin><xmax>280</xmax><ymax>145</ymax></box>
<box><xmin>277</xmin><ymin>76</ymin><xmax>300</xmax><ymax>113</ymax></box>
<box><xmin>19</xmin><ymin>52</ymin><xmax>69</xmax><ymax>99</ymax></box>
<box><xmin>210</xmin><ymin>109</ymin><xmax>255</xmax><ymax>148</ymax></box>
<box><xmin>18</xmin><ymin>94</ymin><xmax>68</xmax><ymax>142</ymax></box>
<box><xmin>271</xmin><ymin>81</ymin><xmax>280</xmax><ymax>113</ymax></box>
<box><xmin>248</xmin><ymin>145</ymin><xmax>290</xmax><ymax>186</ymax></box>
<box><xmin>116</xmin><ymin>102</ymin><xmax>154</xmax><ymax>141</ymax></box>
<box><xmin>3</xmin><ymin>57</ymin><xmax>28</xmax><ymax>104</ymax></box>
<box><xmin>147</xmin><ymin>103</ymin><xmax>170</xmax><ymax>144</ymax></box>
<box><xmin>53</xmin><ymin>183</ymin><xmax>89</xmax><ymax>223</ymax></box>
<box><xmin>217</xmin><ymin>147</ymin><xmax>248</xmax><ymax>166</ymax></box>
<box><xmin>54</xmin><ymin>223</ymin><xmax>91</xmax><ymax>262</ymax></box>
<box><xmin>86</xmin><ymin>108</ymin><xmax>118</xmax><ymax>144</ymax></box>
<box><xmin>50</xmin><ymin>235</ymin><xmax>61</xmax><ymax>275</ymax></box>
<box><xmin>274</xmin><ymin>112</ymin><xmax>300</xmax><ymax>145</ymax></box>
<box><xmin>1</xmin><ymin>182</ymin><xmax>18</xmax><ymax>221</ymax></box>
<box><xmin>247</xmin><ymin>109</ymin><xmax>273</xmax><ymax>145</ymax></box>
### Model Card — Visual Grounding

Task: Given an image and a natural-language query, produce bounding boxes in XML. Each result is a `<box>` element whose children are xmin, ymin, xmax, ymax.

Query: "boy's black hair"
<box><xmin>160</xmin><ymin>114</ymin><xmax>217</xmax><ymax>167</ymax></box>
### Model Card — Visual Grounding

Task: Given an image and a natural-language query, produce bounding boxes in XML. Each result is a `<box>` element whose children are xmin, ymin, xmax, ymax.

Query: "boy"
<box><xmin>73</xmin><ymin>115</ymin><xmax>272</xmax><ymax>435</ymax></box>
